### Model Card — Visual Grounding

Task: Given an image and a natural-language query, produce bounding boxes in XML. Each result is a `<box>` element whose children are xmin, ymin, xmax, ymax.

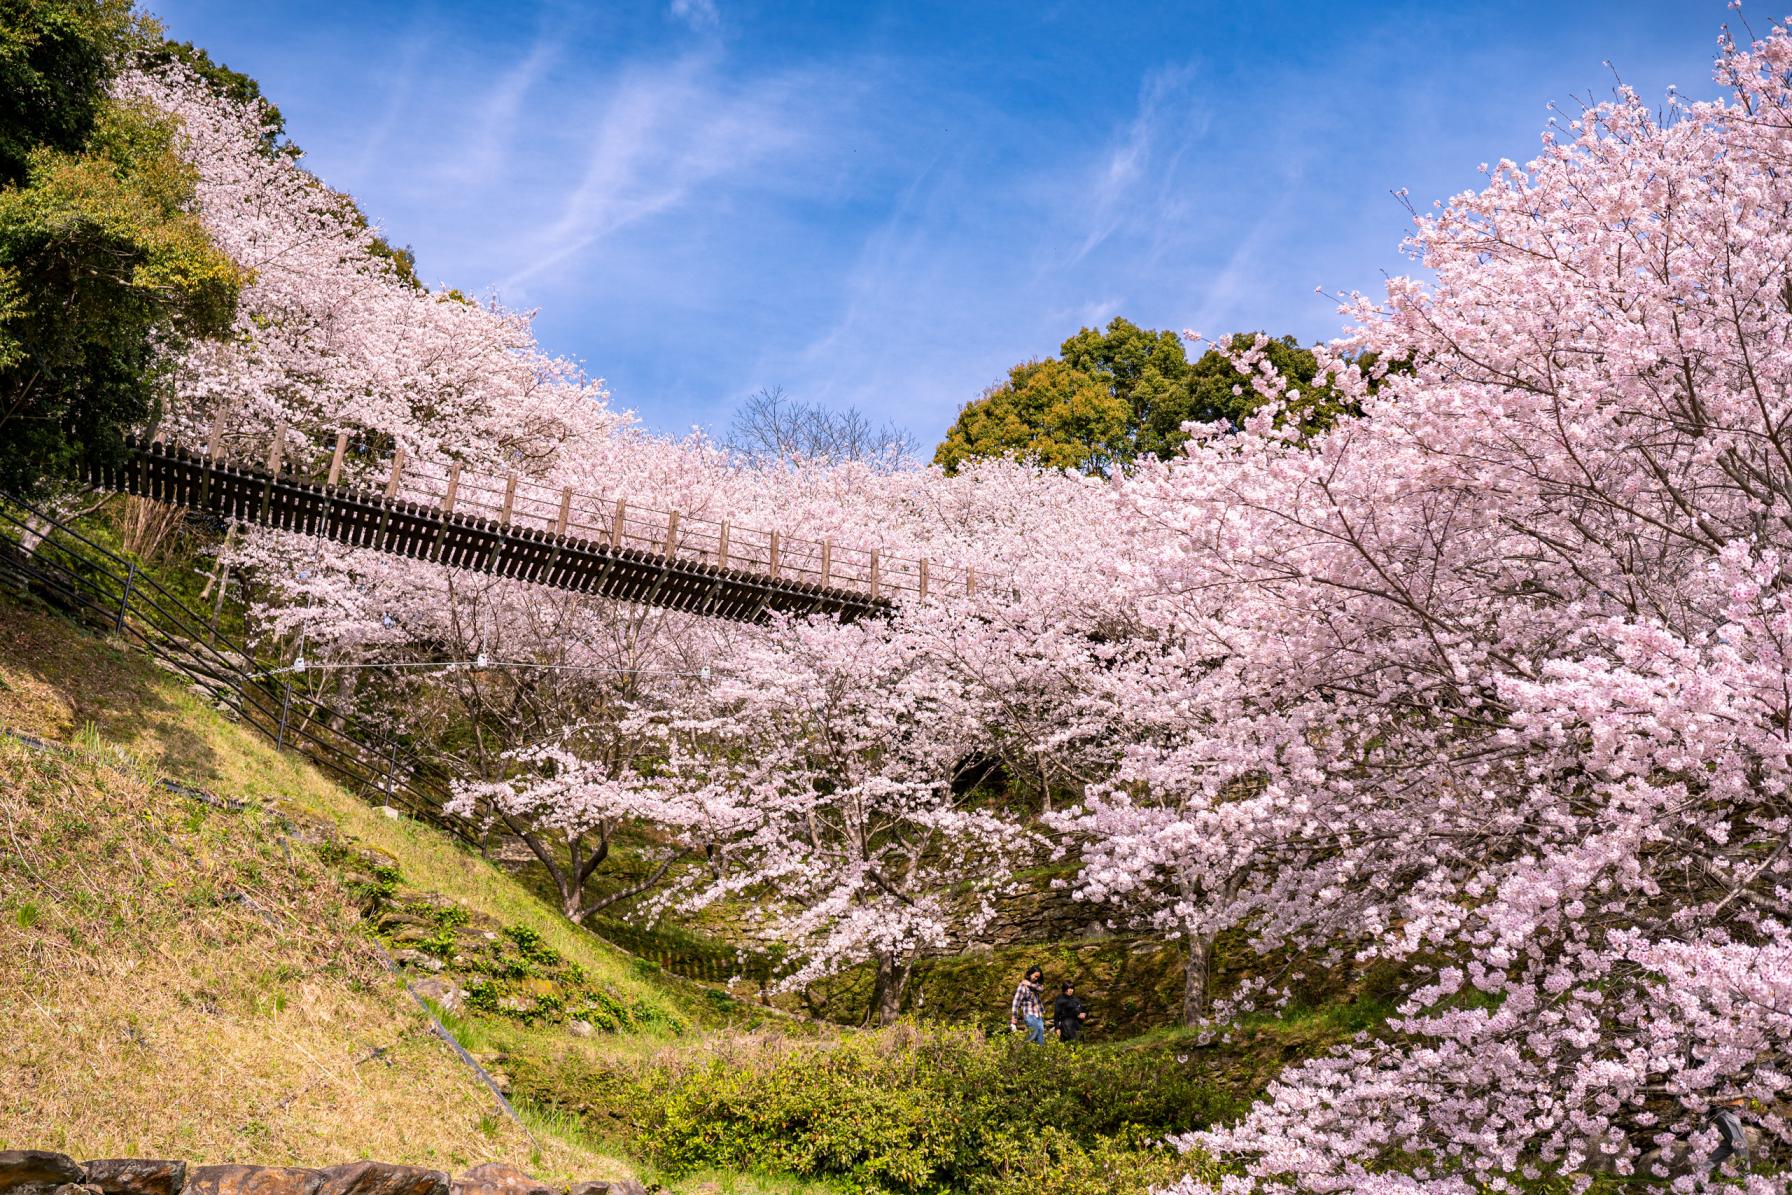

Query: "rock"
<box><xmin>391</xmin><ymin>949</ymin><xmax>444</xmax><ymax>973</ymax></box>
<box><xmin>183</xmin><ymin>1166</ymin><xmax>323</xmax><ymax>1195</ymax></box>
<box><xmin>317</xmin><ymin>1162</ymin><xmax>447</xmax><ymax>1195</ymax></box>
<box><xmin>566</xmin><ymin>1020</ymin><xmax>594</xmax><ymax>1038</ymax></box>
<box><xmin>410</xmin><ymin>977</ymin><xmax>461</xmax><ymax>1010</ymax></box>
<box><xmin>449</xmin><ymin>1164</ymin><xmax>555</xmax><ymax>1195</ymax></box>
<box><xmin>82</xmin><ymin>1160</ymin><xmax>186</xmax><ymax>1195</ymax></box>
<box><xmin>0</xmin><ymin>1152</ymin><xmax>84</xmax><ymax>1193</ymax></box>
<box><xmin>1081</xmin><ymin>920</ymin><xmax>1111</xmax><ymax>940</ymax></box>
<box><xmin>569</xmin><ymin>1184</ymin><xmax>644</xmax><ymax>1195</ymax></box>
<box><xmin>48</xmin><ymin>1184</ymin><xmax>102</xmax><ymax>1195</ymax></box>
<box><xmin>376</xmin><ymin>806</ymin><xmax>401</xmax><ymax>819</ymax></box>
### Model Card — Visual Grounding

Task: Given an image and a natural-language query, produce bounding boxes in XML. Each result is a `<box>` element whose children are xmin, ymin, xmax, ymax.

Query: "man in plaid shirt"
<box><xmin>1009</xmin><ymin>965</ymin><xmax>1046</xmax><ymax>1044</ymax></box>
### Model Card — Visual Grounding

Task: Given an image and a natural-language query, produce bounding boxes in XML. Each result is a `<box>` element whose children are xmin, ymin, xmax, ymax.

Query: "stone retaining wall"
<box><xmin>0</xmin><ymin>1153</ymin><xmax>643</xmax><ymax>1195</ymax></box>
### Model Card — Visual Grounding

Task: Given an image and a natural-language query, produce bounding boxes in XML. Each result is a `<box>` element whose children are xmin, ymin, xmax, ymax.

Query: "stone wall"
<box><xmin>0</xmin><ymin>1153</ymin><xmax>643</xmax><ymax>1195</ymax></box>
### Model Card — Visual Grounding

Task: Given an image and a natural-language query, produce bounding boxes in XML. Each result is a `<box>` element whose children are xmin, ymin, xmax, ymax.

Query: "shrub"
<box><xmin>554</xmin><ymin>1024</ymin><xmax>1244</xmax><ymax>1194</ymax></box>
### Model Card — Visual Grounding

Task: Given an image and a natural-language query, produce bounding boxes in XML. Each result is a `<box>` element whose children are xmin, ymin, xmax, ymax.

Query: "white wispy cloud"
<box><xmin>499</xmin><ymin>56</ymin><xmax>841</xmax><ymax>291</ymax></box>
<box><xmin>669</xmin><ymin>0</ymin><xmax>720</xmax><ymax>34</ymax></box>
<box><xmin>1068</xmin><ymin>62</ymin><xmax>1207</xmax><ymax>269</ymax></box>
<box><xmin>344</xmin><ymin>29</ymin><xmax>433</xmax><ymax>181</ymax></box>
<box><xmin>447</xmin><ymin>30</ymin><xmax>564</xmax><ymax>186</ymax></box>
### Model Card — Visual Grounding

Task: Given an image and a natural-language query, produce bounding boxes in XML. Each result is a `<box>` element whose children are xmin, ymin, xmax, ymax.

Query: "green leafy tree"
<box><xmin>1146</xmin><ymin>332</ymin><xmax>1362</xmax><ymax>455</ymax></box>
<box><xmin>936</xmin><ymin>318</ymin><xmax>1366</xmax><ymax>475</ymax></box>
<box><xmin>933</xmin><ymin>357</ymin><xmax>1131</xmax><ymax>476</ymax></box>
<box><xmin>0</xmin><ymin>0</ymin><xmax>131</xmax><ymax>185</ymax></box>
<box><xmin>0</xmin><ymin>0</ymin><xmax>242</xmax><ymax>497</ymax></box>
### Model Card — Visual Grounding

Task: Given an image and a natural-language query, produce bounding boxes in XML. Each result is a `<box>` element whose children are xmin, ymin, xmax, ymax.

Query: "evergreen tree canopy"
<box><xmin>935</xmin><ymin>317</ymin><xmax>1362</xmax><ymax>475</ymax></box>
<box><xmin>0</xmin><ymin>0</ymin><xmax>240</xmax><ymax>496</ymax></box>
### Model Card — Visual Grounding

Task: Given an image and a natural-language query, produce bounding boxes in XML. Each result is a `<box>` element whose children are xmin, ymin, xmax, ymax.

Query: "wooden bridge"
<box><xmin>82</xmin><ymin>433</ymin><xmax>981</xmax><ymax>623</ymax></box>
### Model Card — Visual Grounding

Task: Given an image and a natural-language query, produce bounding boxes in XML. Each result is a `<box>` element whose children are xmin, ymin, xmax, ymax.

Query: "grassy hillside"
<box><xmin>0</xmin><ymin>589</ymin><xmax>815</xmax><ymax>1192</ymax></box>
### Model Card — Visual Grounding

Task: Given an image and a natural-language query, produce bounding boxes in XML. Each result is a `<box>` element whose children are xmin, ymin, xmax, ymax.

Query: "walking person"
<box><xmin>1705</xmin><ymin>1097</ymin><xmax>1751</xmax><ymax>1175</ymax></box>
<box><xmin>1053</xmin><ymin>982</ymin><xmax>1087</xmax><ymax>1042</ymax></box>
<box><xmin>1009</xmin><ymin>965</ymin><xmax>1046</xmax><ymax>1044</ymax></box>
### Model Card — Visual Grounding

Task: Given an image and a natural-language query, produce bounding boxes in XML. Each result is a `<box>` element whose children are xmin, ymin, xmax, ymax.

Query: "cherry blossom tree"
<box><xmin>663</xmin><ymin>612</ymin><xmax>1023</xmax><ymax>1025</ymax></box>
<box><xmin>1127</xmin><ymin>24</ymin><xmax>1792</xmax><ymax>1190</ymax></box>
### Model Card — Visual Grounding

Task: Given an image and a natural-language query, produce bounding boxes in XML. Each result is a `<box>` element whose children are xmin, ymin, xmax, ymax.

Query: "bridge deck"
<box><xmin>86</xmin><ymin>442</ymin><xmax>893</xmax><ymax>623</ymax></box>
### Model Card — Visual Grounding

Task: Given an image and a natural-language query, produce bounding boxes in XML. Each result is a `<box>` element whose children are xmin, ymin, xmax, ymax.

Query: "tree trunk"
<box><xmin>1181</xmin><ymin>932</ymin><xmax>1215</xmax><ymax>1027</ymax></box>
<box><xmin>866</xmin><ymin>952</ymin><xmax>910</xmax><ymax>1027</ymax></box>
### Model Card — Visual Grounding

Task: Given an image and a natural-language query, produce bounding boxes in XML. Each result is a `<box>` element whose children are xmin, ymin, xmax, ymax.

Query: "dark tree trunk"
<box><xmin>866</xmin><ymin>952</ymin><xmax>910</xmax><ymax>1027</ymax></box>
<box><xmin>1181</xmin><ymin>932</ymin><xmax>1215</xmax><ymax>1027</ymax></box>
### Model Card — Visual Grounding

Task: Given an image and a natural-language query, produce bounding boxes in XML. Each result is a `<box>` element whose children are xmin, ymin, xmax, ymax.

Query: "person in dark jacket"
<box><xmin>1053</xmin><ymin>982</ymin><xmax>1087</xmax><ymax>1042</ymax></box>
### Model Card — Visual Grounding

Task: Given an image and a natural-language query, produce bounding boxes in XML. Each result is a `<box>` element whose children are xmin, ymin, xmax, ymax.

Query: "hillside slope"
<box><xmin>0</xmin><ymin>591</ymin><xmax>686</xmax><ymax>1181</ymax></box>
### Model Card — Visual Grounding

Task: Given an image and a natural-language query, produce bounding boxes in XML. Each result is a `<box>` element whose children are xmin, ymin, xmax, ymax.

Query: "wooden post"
<box><xmin>499</xmin><ymin>473</ymin><xmax>517</xmax><ymax>525</ymax></box>
<box><xmin>820</xmin><ymin>540</ymin><xmax>832</xmax><ymax>588</ymax></box>
<box><xmin>664</xmin><ymin>510</ymin><xmax>680</xmax><ymax>557</ymax></box>
<box><xmin>966</xmin><ymin>567</ymin><xmax>977</xmax><ymax>596</ymax></box>
<box><xmin>919</xmin><ymin>557</ymin><xmax>930</xmax><ymax>600</ymax></box>
<box><xmin>206</xmin><ymin>410</ymin><xmax>227</xmax><ymax>460</ymax></box>
<box><xmin>717</xmin><ymin>521</ymin><xmax>731</xmax><ymax>569</ymax></box>
<box><xmin>441</xmin><ymin>462</ymin><xmax>462</xmax><ymax>514</ymax></box>
<box><xmin>611</xmin><ymin>498</ymin><xmax>627</xmax><ymax>549</ymax></box>
<box><xmin>327</xmin><ymin>431</ymin><xmax>348</xmax><ymax>486</ymax></box>
<box><xmin>384</xmin><ymin>444</ymin><xmax>405</xmax><ymax>501</ymax></box>
<box><xmin>554</xmin><ymin>488</ymin><xmax>572</xmax><ymax>537</ymax></box>
<box><xmin>768</xmin><ymin>531</ymin><xmax>781</xmax><ymax>579</ymax></box>
<box><xmin>258</xmin><ymin>421</ymin><xmax>287</xmax><ymax>525</ymax></box>
<box><xmin>869</xmin><ymin>550</ymin><xmax>880</xmax><ymax>599</ymax></box>
<box><xmin>265</xmin><ymin>423</ymin><xmax>287</xmax><ymax>475</ymax></box>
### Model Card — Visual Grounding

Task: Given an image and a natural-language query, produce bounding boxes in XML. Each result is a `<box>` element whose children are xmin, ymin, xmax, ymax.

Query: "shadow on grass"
<box><xmin>0</xmin><ymin>587</ymin><xmax>229</xmax><ymax>784</ymax></box>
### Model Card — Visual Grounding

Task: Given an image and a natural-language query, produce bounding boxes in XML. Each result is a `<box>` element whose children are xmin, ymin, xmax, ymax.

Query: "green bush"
<box><xmin>969</xmin><ymin>1127</ymin><xmax>1223</xmax><ymax>1195</ymax></box>
<box><xmin>546</xmin><ymin>1024</ymin><xmax>1244</xmax><ymax>1194</ymax></box>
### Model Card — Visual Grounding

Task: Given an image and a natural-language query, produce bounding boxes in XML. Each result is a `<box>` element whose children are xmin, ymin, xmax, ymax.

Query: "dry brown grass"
<box><xmin>0</xmin><ymin>589</ymin><xmax>662</xmax><ymax>1181</ymax></box>
<box><xmin>0</xmin><ymin>595</ymin><xmax>683</xmax><ymax>1020</ymax></box>
<box><xmin>0</xmin><ymin>738</ymin><xmax>632</xmax><ymax>1181</ymax></box>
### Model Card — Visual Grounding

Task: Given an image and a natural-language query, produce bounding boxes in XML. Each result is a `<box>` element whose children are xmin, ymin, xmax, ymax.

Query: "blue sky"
<box><xmin>150</xmin><ymin>0</ymin><xmax>1733</xmax><ymax>447</ymax></box>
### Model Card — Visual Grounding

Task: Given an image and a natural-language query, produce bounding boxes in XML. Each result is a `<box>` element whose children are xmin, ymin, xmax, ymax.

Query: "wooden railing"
<box><xmin>85</xmin><ymin>418</ymin><xmax>992</xmax><ymax>622</ymax></box>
